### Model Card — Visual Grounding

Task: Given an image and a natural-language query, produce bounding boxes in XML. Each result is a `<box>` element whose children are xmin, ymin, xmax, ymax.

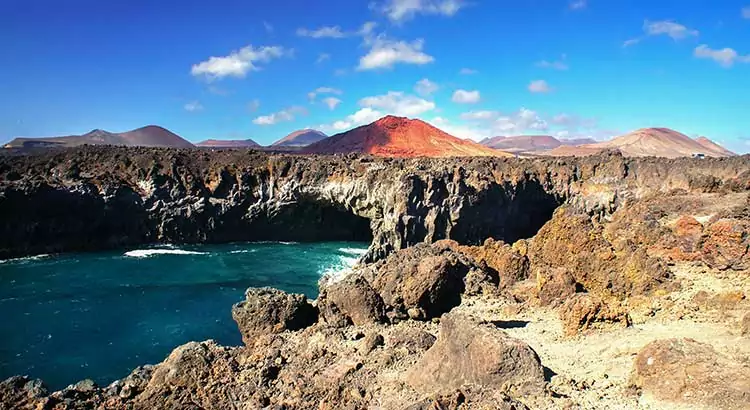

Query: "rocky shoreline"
<box><xmin>1</xmin><ymin>147</ymin><xmax>749</xmax><ymax>409</ymax></box>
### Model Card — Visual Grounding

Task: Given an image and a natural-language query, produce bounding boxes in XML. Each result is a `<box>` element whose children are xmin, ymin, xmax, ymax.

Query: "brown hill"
<box><xmin>4</xmin><ymin>126</ymin><xmax>193</xmax><ymax>149</ymax></box>
<box><xmin>548</xmin><ymin>128</ymin><xmax>734</xmax><ymax>158</ymax></box>
<box><xmin>481</xmin><ymin>135</ymin><xmax>562</xmax><ymax>153</ymax></box>
<box><xmin>560</xmin><ymin>138</ymin><xmax>597</xmax><ymax>146</ymax></box>
<box><xmin>118</xmin><ymin>126</ymin><xmax>194</xmax><ymax>148</ymax></box>
<box><xmin>695</xmin><ymin>137</ymin><xmax>735</xmax><ymax>157</ymax></box>
<box><xmin>272</xmin><ymin>129</ymin><xmax>328</xmax><ymax>147</ymax></box>
<box><xmin>304</xmin><ymin>116</ymin><xmax>511</xmax><ymax>158</ymax></box>
<box><xmin>196</xmin><ymin>139</ymin><xmax>261</xmax><ymax>148</ymax></box>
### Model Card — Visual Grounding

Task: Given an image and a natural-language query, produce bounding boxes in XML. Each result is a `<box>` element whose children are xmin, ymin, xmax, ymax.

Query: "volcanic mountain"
<box><xmin>4</xmin><ymin>126</ymin><xmax>194</xmax><ymax>149</ymax></box>
<box><xmin>272</xmin><ymin>129</ymin><xmax>328</xmax><ymax>147</ymax></box>
<box><xmin>304</xmin><ymin>116</ymin><xmax>511</xmax><ymax>158</ymax></box>
<box><xmin>196</xmin><ymin>139</ymin><xmax>261</xmax><ymax>148</ymax></box>
<box><xmin>548</xmin><ymin>128</ymin><xmax>735</xmax><ymax>158</ymax></box>
<box><xmin>695</xmin><ymin>136</ymin><xmax>735</xmax><ymax>157</ymax></box>
<box><xmin>481</xmin><ymin>135</ymin><xmax>563</xmax><ymax>153</ymax></box>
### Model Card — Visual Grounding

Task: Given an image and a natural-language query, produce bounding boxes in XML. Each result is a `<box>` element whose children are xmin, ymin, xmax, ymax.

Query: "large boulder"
<box><xmin>558</xmin><ymin>294</ymin><xmax>630</xmax><ymax>336</ymax></box>
<box><xmin>317</xmin><ymin>275</ymin><xmax>386</xmax><ymax>326</ymax></box>
<box><xmin>232</xmin><ymin>287</ymin><xmax>317</xmax><ymax>345</ymax></box>
<box><xmin>631</xmin><ymin>338</ymin><xmax>750</xmax><ymax>409</ymax></box>
<box><xmin>406</xmin><ymin>313</ymin><xmax>546</xmax><ymax>397</ymax></box>
<box><xmin>456</xmin><ymin>238</ymin><xmax>529</xmax><ymax>289</ymax></box>
<box><xmin>529</xmin><ymin>206</ymin><xmax>674</xmax><ymax>304</ymax></box>
<box><xmin>701</xmin><ymin>218</ymin><xmax>750</xmax><ymax>270</ymax></box>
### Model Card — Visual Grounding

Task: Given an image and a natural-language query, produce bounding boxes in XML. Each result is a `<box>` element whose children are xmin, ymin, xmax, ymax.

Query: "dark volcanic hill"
<box><xmin>4</xmin><ymin>125</ymin><xmax>193</xmax><ymax>149</ymax></box>
<box><xmin>271</xmin><ymin>129</ymin><xmax>328</xmax><ymax>147</ymax></box>
<box><xmin>305</xmin><ymin>116</ymin><xmax>510</xmax><ymax>158</ymax></box>
<box><xmin>196</xmin><ymin>139</ymin><xmax>261</xmax><ymax>148</ymax></box>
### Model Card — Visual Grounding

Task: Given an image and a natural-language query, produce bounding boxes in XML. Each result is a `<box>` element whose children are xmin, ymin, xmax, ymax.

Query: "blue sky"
<box><xmin>2</xmin><ymin>0</ymin><xmax>750</xmax><ymax>152</ymax></box>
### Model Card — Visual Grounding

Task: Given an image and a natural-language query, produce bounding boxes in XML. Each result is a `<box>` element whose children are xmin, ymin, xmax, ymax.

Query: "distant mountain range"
<box><xmin>4</xmin><ymin>119</ymin><xmax>736</xmax><ymax>159</ymax></box>
<box><xmin>195</xmin><ymin>139</ymin><xmax>260</xmax><ymax>148</ymax></box>
<box><xmin>4</xmin><ymin>126</ymin><xmax>194</xmax><ymax>149</ymax></box>
<box><xmin>304</xmin><ymin>115</ymin><xmax>509</xmax><ymax>158</ymax></box>
<box><xmin>548</xmin><ymin>128</ymin><xmax>735</xmax><ymax>158</ymax></box>
<box><xmin>271</xmin><ymin>129</ymin><xmax>328</xmax><ymax>147</ymax></box>
<box><xmin>479</xmin><ymin>135</ymin><xmax>596</xmax><ymax>153</ymax></box>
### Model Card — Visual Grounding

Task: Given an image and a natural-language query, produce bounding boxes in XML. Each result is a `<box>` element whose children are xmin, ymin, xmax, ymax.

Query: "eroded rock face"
<box><xmin>701</xmin><ymin>218</ymin><xmax>750</xmax><ymax>270</ymax></box>
<box><xmin>558</xmin><ymin>294</ymin><xmax>631</xmax><ymax>336</ymax></box>
<box><xmin>631</xmin><ymin>338</ymin><xmax>750</xmax><ymax>409</ymax></box>
<box><xmin>406</xmin><ymin>313</ymin><xmax>546</xmax><ymax>397</ymax></box>
<box><xmin>2</xmin><ymin>147</ymin><xmax>748</xmax><ymax>262</ymax></box>
<box><xmin>320</xmin><ymin>242</ymin><xmax>493</xmax><ymax>322</ymax></box>
<box><xmin>530</xmin><ymin>206</ymin><xmax>674</xmax><ymax>304</ymax></box>
<box><xmin>232</xmin><ymin>287</ymin><xmax>318</xmax><ymax>346</ymax></box>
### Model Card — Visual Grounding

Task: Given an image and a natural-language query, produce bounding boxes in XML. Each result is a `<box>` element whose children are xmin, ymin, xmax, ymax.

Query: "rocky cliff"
<box><xmin>1</xmin><ymin>147</ymin><xmax>750</xmax><ymax>409</ymax></box>
<box><xmin>1</xmin><ymin>147</ymin><xmax>748</xmax><ymax>262</ymax></box>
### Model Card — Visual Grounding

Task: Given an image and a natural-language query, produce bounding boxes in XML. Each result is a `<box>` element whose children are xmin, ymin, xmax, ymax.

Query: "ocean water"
<box><xmin>0</xmin><ymin>241</ymin><xmax>368</xmax><ymax>390</ymax></box>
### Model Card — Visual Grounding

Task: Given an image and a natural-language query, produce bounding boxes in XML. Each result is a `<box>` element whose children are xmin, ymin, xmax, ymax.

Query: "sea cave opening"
<box><xmin>448</xmin><ymin>179</ymin><xmax>563</xmax><ymax>246</ymax></box>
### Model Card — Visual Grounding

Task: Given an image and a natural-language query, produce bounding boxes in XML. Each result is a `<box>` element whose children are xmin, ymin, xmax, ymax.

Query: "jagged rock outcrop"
<box><xmin>232</xmin><ymin>287</ymin><xmax>318</xmax><ymax>346</ymax></box>
<box><xmin>558</xmin><ymin>294</ymin><xmax>631</xmax><ymax>336</ymax></box>
<box><xmin>319</xmin><ymin>241</ymin><xmax>493</xmax><ymax>323</ymax></box>
<box><xmin>1</xmin><ymin>147</ymin><xmax>748</xmax><ymax>263</ymax></box>
<box><xmin>631</xmin><ymin>338</ymin><xmax>750</xmax><ymax>409</ymax></box>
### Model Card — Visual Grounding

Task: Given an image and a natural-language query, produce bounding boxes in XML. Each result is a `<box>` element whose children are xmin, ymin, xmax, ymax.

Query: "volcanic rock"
<box><xmin>558</xmin><ymin>293</ymin><xmax>631</xmax><ymax>336</ymax></box>
<box><xmin>406</xmin><ymin>313</ymin><xmax>546</xmax><ymax>396</ymax></box>
<box><xmin>305</xmin><ymin>115</ymin><xmax>509</xmax><ymax>158</ymax></box>
<box><xmin>700</xmin><ymin>218</ymin><xmax>750</xmax><ymax>270</ymax></box>
<box><xmin>231</xmin><ymin>287</ymin><xmax>318</xmax><ymax>345</ymax></box>
<box><xmin>318</xmin><ymin>275</ymin><xmax>387</xmax><ymax>326</ymax></box>
<box><xmin>631</xmin><ymin>338</ymin><xmax>750</xmax><ymax>409</ymax></box>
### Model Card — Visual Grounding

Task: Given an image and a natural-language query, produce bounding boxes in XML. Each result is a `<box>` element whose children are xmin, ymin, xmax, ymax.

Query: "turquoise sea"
<box><xmin>0</xmin><ymin>241</ymin><xmax>368</xmax><ymax>390</ymax></box>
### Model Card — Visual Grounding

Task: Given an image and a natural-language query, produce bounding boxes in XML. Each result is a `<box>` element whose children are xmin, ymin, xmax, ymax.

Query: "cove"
<box><xmin>0</xmin><ymin>241</ymin><xmax>368</xmax><ymax>390</ymax></box>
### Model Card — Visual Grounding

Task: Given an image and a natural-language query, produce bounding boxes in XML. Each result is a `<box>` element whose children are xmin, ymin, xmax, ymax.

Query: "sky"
<box><xmin>1</xmin><ymin>0</ymin><xmax>750</xmax><ymax>152</ymax></box>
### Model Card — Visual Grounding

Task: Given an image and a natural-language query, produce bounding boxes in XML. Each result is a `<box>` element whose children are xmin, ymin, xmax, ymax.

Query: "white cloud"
<box><xmin>357</xmin><ymin>37</ymin><xmax>434</xmax><ymax>70</ymax></box>
<box><xmin>322</xmin><ymin>97</ymin><xmax>342</xmax><ymax>110</ymax></box>
<box><xmin>428</xmin><ymin>117</ymin><xmax>488</xmax><ymax>141</ymax></box>
<box><xmin>252</xmin><ymin>106</ymin><xmax>307</xmax><ymax>125</ymax></box>
<box><xmin>263</xmin><ymin>21</ymin><xmax>273</xmax><ymax>33</ymax></box>
<box><xmin>414</xmin><ymin>78</ymin><xmax>439</xmax><ymax>96</ymax></box>
<box><xmin>308</xmin><ymin>87</ymin><xmax>343</xmax><ymax>101</ymax></box>
<box><xmin>358</xmin><ymin>22</ymin><xmax>378</xmax><ymax>36</ymax></box>
<box><xmin>570</xmin><ymin>0</ymin><xmax>586</xmax><ymax>10</ymax></box>
<box><xmin>316</xmin><ymin>53</ymin><xmax>331</xmax><ymax>64</ymax></box>
<box><xmin>359</xmin><ymin>91</ymin><xmax>436</xmax><ymax>116</ymax></box>
<box><xmin>644</xmin><ymin>20</ymin><xmax>699</xmax><ymax>40</ymax></box>
<box><xmin>296</xmin><ymin>26</ymin><xmax>347</xmax><ymax>39</ymax></box>
<box><xmin>536</xmin><ymin>56</ymin><xmax>568</xmax><ymax>70</ymax></box>
<box><xmin>184</xmin><ymin>101</ymin><xmax>203</xmax><ymax>112</ymax></box>
<box><xmin>460</xmin><ymin>111</ymin><xmax>499</xmax><ymax>121</ymax></box>
<box><xmin>191</xmin><ymin>45</ymin><xmax>286</xmax><ymax>80</ymax></box>
<box><xmin>325</xmin><ymin>108</ymin><xmax>384</xmax><ymax>132</ymax></box>
<box><xmin>694</xmin><ymin>44</ymin><xmax>750</xmax><ymax>67</ymax></box>
<box><xmin>459</xmin><ymin>68</ymin><xmax>478</xmax><ymax>75</ymax></box>
<box><xmin>744</xmin><ymin>6</ymin><xmax>750</xmax><ymax>19</ymax></box>
<box><xmin>528</xmin><ymin>80</ymin><xmax>552</xmax><ymax>93</ymax></box>
<box><xmin>377</xmin><ymin>0</ymin><xmax>465</xmax><ymax>23</ymax></box>
<box><xmin>624</xmin><ymin>20</ymin><xmax>699</xmax><ymax>48</ymax></box>
<box><xmin>495</xmin><ymin>108</ymin><xmax>549</xmax><ymax>133</ymax></box>
<box><xmin>452</xmin><ymin>89</ymin><xmax>481</xmax><ymax>104</ymax></box>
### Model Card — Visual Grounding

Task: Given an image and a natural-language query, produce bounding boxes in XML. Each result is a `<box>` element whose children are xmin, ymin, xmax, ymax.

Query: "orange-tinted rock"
<box><xmin>529</xmin><ymin>207</ymin><xmax>673</xmax><ymax>304</ymax></box>
<box><xmin>701</xmin><ymin>218</ymin><xmax>750</xmax><ymax>270</ymax></box>
<box><xmin>631</xmin><ymin>338</ymin><xmax>750</xmax><ymax>409</ymax></box>
<box><xmin>558</xmin><ymin>294</ymin><xmax>631</xmax><ymax>336</ymax></box>
<box><xmin>457</xmin><ymin>238</ymin><xmax>529</xmax><ymax>289</ymax></box>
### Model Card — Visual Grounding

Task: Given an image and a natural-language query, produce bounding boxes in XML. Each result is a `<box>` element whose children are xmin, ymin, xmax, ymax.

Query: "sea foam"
<box><xmin>124</xmin><ymin>249</ymin><xmax>208</xmax><ymax>258</ymax></box>
<box><xmin>0</xmin><ymin>254</ymin><xmax>51</xmax><ymax>264</ymax></box>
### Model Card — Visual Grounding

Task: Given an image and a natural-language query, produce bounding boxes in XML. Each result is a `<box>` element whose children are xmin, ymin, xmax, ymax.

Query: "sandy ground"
<box><xmin>447</xmin><ymin>262</ymin><xmax>750</xmax><ymax>409</ymax></box>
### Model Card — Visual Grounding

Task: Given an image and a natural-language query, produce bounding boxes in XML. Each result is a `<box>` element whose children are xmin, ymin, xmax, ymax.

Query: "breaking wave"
<box><xmin>124</xmin><ymin>249</ymin><xmax>208</xmax><ymax>258</ymax></box>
